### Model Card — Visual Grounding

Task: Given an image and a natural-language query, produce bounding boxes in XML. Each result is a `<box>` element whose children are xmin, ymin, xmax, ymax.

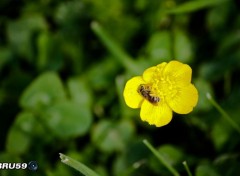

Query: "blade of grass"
<box><xmin>59</xmin><ymin>153</ymin><xmax>100</xmax><ymax>176</ymax></box>
<box><xmin>91</xmin><ymin>21</ymin><xmax>140</xmax><ymax>75</ymax></box>
<box><xmin>165</xmin><ymin>0</ymin><xmax>227</xmax><ymax>14</ymax></box>
<box><xmin>182</xmin><ymin>161</ymin><xmax>192</xmax><ymax>176</ymax></box>
<box><xmin>143</xmin><ymin>139</ymin><xmax>180</xmax><ymax>176</ymax></box>
<box><xmin>206</xmin><ymin>93</ymin><xmax>240</xmax><ymax>135</ymax></box>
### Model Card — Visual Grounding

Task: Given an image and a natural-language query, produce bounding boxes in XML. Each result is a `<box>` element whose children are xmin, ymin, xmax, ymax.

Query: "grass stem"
<box><xmin>91</xmin><ymin>21</ymin><xmax>140</xmax><ymax>75</ymax></box>
<box><xmin>143</xmin><ymin>139</ymin><xmax>180</xmax><ymax>176</ymax></box>
<box><xmin>182</xmin><ymin>161</ymin><xmax>192</xmax><ymax>176</ymax></box>
<box><xmin>206</xmin><ymin>92</ymin><xmax>240</xmax><ymax>135</ymax></box>
<box><xmin>59</xmin><ymin>153</ymin><xmax>100</xmax><ymax>176</ymax></box>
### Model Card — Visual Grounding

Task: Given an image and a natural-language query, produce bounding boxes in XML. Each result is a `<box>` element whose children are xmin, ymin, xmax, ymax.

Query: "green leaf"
<box><xmin>0</xmin><ymin>152</ymin><xmax>21</xmax><ymax>163</ymax></box>
<box><xmin>211</xmin><ymin>119</ymin><xmax>233</xmax><ymax>151</ymax></box>
<box><xmin>157</xmin><ymin>145</ymin><xmax>185</xmax><ymax>165</ymax></box>
<box><xmin>86</xmin><ymin>57</ymin><xmax>121</xmax><ymax>91</ymax></box>
<box><xmin>7</xmin><ymin>14</ymin><xmax>47</xmax><ymax>61</ymax></box>
<box><xmin>166</xmin><ymin>0</ymin><xmax>228</xmax><ymax>14</ymax></box>
<box><xmin>54</xmin><ymin>1</ymin><xmax>85</xmax><ymax>25</ymax></box>
<box><xmin>46</xmin><ymin>163</ymin><xmax>74</xmax><ymax>176</ymax></box>
<box><xmin>20</xmin><ymin>72</ymin><xmax>67</xmax><ymax>110</ymax></box>
<box><xmin>6</xmin><ymin>112</ymin><xmax>35</xmax><ymax>154</ymax></box>
<box><xmin>6</xmin><ymin>128</ymin><xmax>30</xmax><ymax>155</ymax></box>
<box><xmin>173</xmin><ymin>29</ymin><xmax>193</xmax><ymax>63</ymax></box>
<box><xmin>91</xmin><ymin>120</ymin><xmax>135</xmax><ymax>152</ymax></box>
<box><xmin>43</xmin><ymin>101</ymin><xmax>92</xmax><ymax>138</ymax></box>
<box><xmin>206</xmin><ymin>3</ymin><xmax>230</xmax><ymax>39</ymax></box>
<box><xmin>195</xmin><ymin>164</ymin><xmax>220</xmax><ymax>176</ymax></box>
<box><xmin>37</xmin><ymin>32</ymin><xmax>63</xmax><ymax>71</ymax></box>
<box><xmin>145</xmin><ymin>31</ymin><xmax>172</xmax><ymax>63</ymax></box>
<box><xmin>67</xmin><ymin>77</ymin><xmax>93</xmax><ymax>107</ymax></box>
<box><xmin>112</xmin><ymin>154</ymin><xmax>131</xmax><ymax>176</ymax></box>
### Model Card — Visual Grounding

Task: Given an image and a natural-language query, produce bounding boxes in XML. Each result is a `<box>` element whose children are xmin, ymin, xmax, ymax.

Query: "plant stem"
<box><xmin>206</xmin><ymin>92</ymin><xmax>240</xmax><ymax>135</ymax></box>
<box><xmin>59</xmin><ymin>153</ymin><xmax>100</xmax><ymax>176</ymax></box>
<box><xmin>143</xmin><ymin>139</ymin><xmax>180</xmax><ymax>176</ymax></box>
<box><xmin>91</xmin><ymin>21</ymin><xmax>140</xmax><ymax>75</ymax></box>
<box><xmin>182</xmin><ymin>161</ymin><xmax>192</xmax><ymax>176</ymax></box>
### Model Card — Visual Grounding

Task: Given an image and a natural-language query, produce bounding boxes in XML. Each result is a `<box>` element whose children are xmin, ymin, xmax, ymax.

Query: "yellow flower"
<box><xmin>123</xmin><ymin>60</ymin><xmax>198</xmax><ymax>127</ymax></box>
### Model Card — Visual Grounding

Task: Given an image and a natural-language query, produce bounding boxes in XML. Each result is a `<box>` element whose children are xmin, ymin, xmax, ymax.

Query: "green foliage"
<box><xmin>7</xmin><ymin>15</ymin><xmax>47</xmax><ymax>61</ymax></box>
<box><xmin>60</xmin><ymin>153</ymin><xmax>100</xmax><ymax>176</ymax></box>
<box><xmin>194</xmin><ymin>78</ymin><xmax>213</xmax><ymax>111</ymax></box>
<box><xmin>91</xmin><ymin>120</ymin><xmax>135</xmax><ymax>153</ymax></box>
<box><xmin>166</xmin><ymin>0</ymin><xmax>228</xmax><ymax>14</ymax></box>
<box><xmin>145</xmin><ymin>31</ymin><xmax>173</xmax><ymax>63</ymax></box>
<box><xmin>20</xmin><ymin>72</ymin><xmax>66</xmax><ymax>110</ymax></box>
<box><xmin>44</xmin><ymin>101</ymin><xmax>92</xmax><ymax>138</ymax></box>
<box><xmin>173</xmin><ymin>28</ymin><xmax>193</xmax><ymax>63</ymax></box>
<box><xmin>6</xmin><ymin>112</ymin><xmax>35</xmax><ymax>154</ymax></box>
<box><xmin>195</xmin><ymin>164</ymin><xmax>221</xmax><ymax>176</ymax></box>
<box><xmin>0</xmin><ymin>0</ymin><xmax>240</xmax><ymax>175</ymax></box>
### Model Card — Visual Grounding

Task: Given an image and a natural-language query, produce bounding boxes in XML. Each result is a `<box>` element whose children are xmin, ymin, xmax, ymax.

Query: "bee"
<box><xmin>138</xmin><ymin>84</ymin><xmax>160</xmax><ymax>104</ymax></box>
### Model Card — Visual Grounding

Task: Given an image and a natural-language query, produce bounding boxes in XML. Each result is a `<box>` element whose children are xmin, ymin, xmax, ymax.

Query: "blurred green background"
<box><xmin>0</xmin><ymin>0</ymin><xmax>240</xmax><ymax>175</ymax></box>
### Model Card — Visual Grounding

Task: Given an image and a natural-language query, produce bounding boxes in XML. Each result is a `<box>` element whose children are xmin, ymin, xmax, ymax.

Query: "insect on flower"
<box><xmin>138</xmin><ymin>84</ymin><xmax>160</xmax><ymax>104</ymax></box>
<box><xmin>123</xmin><ymin>60</ymin><xmax>198</xmax><ymax>127</ymax></box>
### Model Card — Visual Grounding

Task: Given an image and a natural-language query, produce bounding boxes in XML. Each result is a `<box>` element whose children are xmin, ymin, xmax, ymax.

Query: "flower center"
<box><xmin>151</xmin><ymin>66</ymin><xmax>179</xmax><ymax>101</ymax></box>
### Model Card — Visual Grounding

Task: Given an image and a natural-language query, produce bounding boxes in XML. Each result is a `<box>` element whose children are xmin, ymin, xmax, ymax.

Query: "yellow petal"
<box><xmin>143</xmin><ymin>62</ymin><xmax>167</xmax><ymax>82</ymax></box>
<box><xmin>123</xmin><ymin>76</ymin><xmax>145</xmax><ymax>108</ymax></box>
<box><xmin>164</xmin><ymin>60</ymin><xmax>192</xmax><ymax>86</ymax></box>
<box><xmin>142</xmin><ymin>66</ymin><xmax>156</xmax><ymax>82</ymax></box>
<box><xmin>140</xmin><ymin>100</ymin><xmax>173</xmax><ymax>127</ymax></box>
<box><xmin>167</xmin><ymin>84</ymin><xmax>198</xmax><ymax>114</ymax></box>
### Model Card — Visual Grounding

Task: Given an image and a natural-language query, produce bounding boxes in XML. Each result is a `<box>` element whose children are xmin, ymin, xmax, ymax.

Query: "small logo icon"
<box><xmin>28</xmin><ymin>161</ymin><xmax>38</xmax><ymax>171</ymax></box>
